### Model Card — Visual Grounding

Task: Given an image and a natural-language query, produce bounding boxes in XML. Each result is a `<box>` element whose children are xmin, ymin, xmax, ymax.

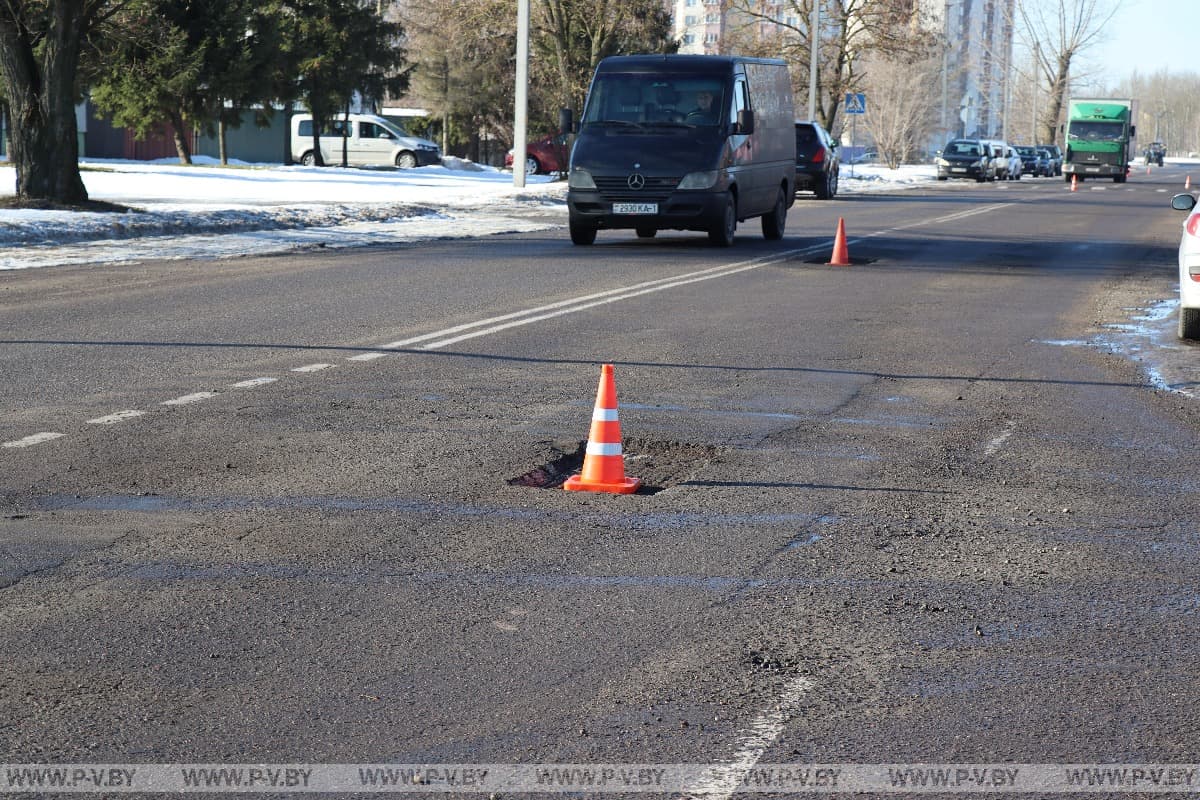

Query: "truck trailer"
<box><xmin>1063</xmin><ymin>98</ymin><xmax>1137</xmax><ymax>183</ymax></box>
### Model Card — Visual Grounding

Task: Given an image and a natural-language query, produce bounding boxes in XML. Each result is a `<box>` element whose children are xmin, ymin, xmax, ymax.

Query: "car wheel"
<box><xmin>937</xmin><ymin>176</ymin><xmax>948</xmax><ymax>181</ymax></box>
<box><xmin>395</xmin><ymin>151</ymin><xmax>418</xmax><ymax>169</ymax></box>
<box><xmin>635</xmin><ymin>226</ymin><xmax>657</xmax><ymax>239</ymax></box>
<box><xmin>300</xmin><ymin>151</ymin><xmax>316</xmax><ymax>166</ymax></box>
<box><xmin>1180</xmin><ymin>307</ymin><xmax>1200</xmax><ymax>340</ymax></box>
<box><xmin>761</xmin><ymin>188</ymin><xmax>786</xmax><ymax>241</ymax></box>
<box><xmin>708</xmin><ymin>194</ymin><xmax>736</xmax><ymax>247</ymax></box>
<box><xmin>569</xmin><ymin>217</ymin><xmax>597</xmax><ymax>245</ymax></box>
<box><xmin>525</xmin><ymin>156</ymin><xmax>540</xmax><ymax>175</ymax></box>
<box><xmin>814</xmin><ymin>171</ymin><xmax>831</xmax><ymax>199</ymax></box>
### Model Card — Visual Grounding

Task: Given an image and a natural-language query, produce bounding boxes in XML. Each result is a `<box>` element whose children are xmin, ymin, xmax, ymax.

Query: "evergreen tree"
<box><xmin>279</xmin><ymin>0</ymin><xmax>408</xmax><ymax>167</ymax></box>
<box><xmin>88</xmin><ymin>4</ymin><xmax>203</xmax><ymax>163</ymax></box>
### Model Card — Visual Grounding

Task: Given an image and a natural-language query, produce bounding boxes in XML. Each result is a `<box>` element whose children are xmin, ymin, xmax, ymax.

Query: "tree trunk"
<box><xmin>168</xmin><ymin>108</ymin><xmax>193</xmax><ymax>164</ymax></box>
<box><xmin>0</xmin><ymin>4</ymin><xmax>89</xmax><ymax>203</ymax></box>
<box><xmin>1040</xmin><ymin>54</ymin><xmax>1072</xmax><ymax>146</ymax></box>
<box><xmin>340</xmin><ymin>103</ymin><xmax>349</xmax><ymax>168</ymax></box>
<box><xmin>218</xmin><ymin>115</ymin><xmax>228</xmax><ymax>166</ymax></box>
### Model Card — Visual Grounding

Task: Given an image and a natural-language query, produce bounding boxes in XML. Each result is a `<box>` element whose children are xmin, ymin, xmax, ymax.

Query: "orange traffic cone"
<box><xmin>828</xmin><ymin>217</ymin><xmax>850</xmax><ymax>266</ymax></box>
<box><xmin>1070</xmin><ymin>174</ymin><xmax>1078</xmax><ymax>192</ymax></box>
<box><xmin>564</xmin><ymin>364</ymin><xmax>641</xmax><ymax>495</ymax></box>
<box><xmin>1187</xmin><ymin>175</ymin><xmax>1192</xmax><ymax>190</ymax></box>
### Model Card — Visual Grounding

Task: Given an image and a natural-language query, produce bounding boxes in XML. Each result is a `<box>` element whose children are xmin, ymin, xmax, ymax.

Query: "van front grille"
<box><xmin>595</xmin><ymin>175</ymin><xmax>680</xmax><ymax>203</ymax></box>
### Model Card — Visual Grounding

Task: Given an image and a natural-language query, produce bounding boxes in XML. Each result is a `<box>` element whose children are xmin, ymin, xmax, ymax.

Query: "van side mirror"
<box><xmin>559</xmin><ymin>107</ymin><xmax>575</xmax><ymax>135</ymax></box>
<box><xmin>736</xmin><ymin>109</ymin><xmax>754</xmax><ymax>135</ymax></box>
<box><xmin>1130</xmin><ymin>125</ymin><xmax>1136</xmax><ymax>137</ymax></box>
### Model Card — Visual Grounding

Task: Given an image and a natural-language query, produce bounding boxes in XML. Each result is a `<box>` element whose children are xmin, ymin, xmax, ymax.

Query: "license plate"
<box><xmin>951</xmin><ymin>168</ymin><xmax>966</xmax><ymax>173</ymax></box>
<box><xmin>612</xmin><ymin>203</ymin><xmax>657</xmax><ymax>215</ymax></box>
<box><xmin>1086</xmin><ymin>167</ymin><xmax>1101</xmax><ymax>172</ymax></box>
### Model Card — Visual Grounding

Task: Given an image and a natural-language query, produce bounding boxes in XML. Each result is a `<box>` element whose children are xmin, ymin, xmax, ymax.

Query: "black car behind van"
<box><xmin>566</xmin><ymin>54</ymin><xmax>795</xmax><ymax>246</ymax></box>
<box><xmin>794</xmin><ymin>120</ymin><xmax>839</xmax><ymax>199</ymax></box>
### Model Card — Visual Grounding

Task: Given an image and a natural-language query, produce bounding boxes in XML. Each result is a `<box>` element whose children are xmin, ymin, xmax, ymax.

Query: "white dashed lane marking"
<box><xmin>87</xmin><ymin>410</ymin><xmax>146</xmax><ymax>425</ymax></box>
<box><xmin>2</xmin><ymin>432</ymin><xmax>66</xmax><ymax>449</ymax></box>
<box><xmin>230</xmin><ymin>377</ymin><xmax>278</xmax><ymax>389</ymax></box>
<box><xmin>291</xmin><ymin>363</ymin><xmax>335</xmax><ymax>373</ymax></box>
<box><xmin>162</xmin><ymin>391</ymin><xmax>219</xmax><ymax>406</ymax></box>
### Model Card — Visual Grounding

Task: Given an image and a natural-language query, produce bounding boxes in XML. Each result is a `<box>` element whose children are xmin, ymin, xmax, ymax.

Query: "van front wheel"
<box><xmin>569</xmin><ymin>218</ymin><xmax>597</xmax><ymax>245</ymax></box>
<box><xmin>396</xmin><ymin>151</ymin><xmax>418</xmax><ymax>169</ymax></box>
<box><xmin>300</xmin><ymin>151</ymin><xmax>317</xmax><ymax>166</ymax></box>
<box><xmin>761</xmin><ymin>188</ymin><xmax>786</xmax><ymax>240</ymax></box>
<box><xmin>708</xmin><ymin>195</ymin><xmax>736</xmax><ymax>247</ymax></box>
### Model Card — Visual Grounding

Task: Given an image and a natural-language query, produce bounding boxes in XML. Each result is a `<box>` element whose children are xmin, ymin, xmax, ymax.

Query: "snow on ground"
<box><xmin>0</xmin><ymin>155</ymin><xmax>936</xmax><ymax>270</ymax></box>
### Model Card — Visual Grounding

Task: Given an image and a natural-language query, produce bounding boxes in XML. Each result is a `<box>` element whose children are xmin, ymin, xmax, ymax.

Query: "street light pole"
<box><xmin>807</xmin><ymin>0</ymin><xmax>819</xmax><ymax>121</ymax></box>
<box><xmin>513</xmin><ymin>0</ymin><xmax>529</xmax><ymax>188</ymax></box>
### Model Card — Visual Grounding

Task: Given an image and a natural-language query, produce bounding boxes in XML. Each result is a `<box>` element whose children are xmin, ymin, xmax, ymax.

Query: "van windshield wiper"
<box><xmin>590</xmin><ymin>119</ymin><xmax>645</xmax><ymax>129</ymax></box>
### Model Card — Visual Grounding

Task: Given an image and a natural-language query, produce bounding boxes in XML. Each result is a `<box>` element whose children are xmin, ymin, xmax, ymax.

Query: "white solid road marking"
<box><xmin>3</xmin><ymin>432</ymin><xmax>66</xmax><ymax>448</ymax></box>
<box><xmin>162</xmin><ymin>391</ymin><xmax>219</xmax><ymax>406</ymax></box>
<box><xmin>230</xmin><ymin>377</ymin><xmax>278</xmax><ymax>389</ymax></box>
<box><xmin>87</xmin><ymin>410</ymin><xmax>146</xmax><ymax>425</ymax></box>
<box><xmin>334</xmin><ymin>204</ymin><xmax>1015</xmax><ymax>357</ymax></box>
<box><xmin>681</xmin><ymin>676</ymin><xmax>813</xmax><ymax>800</ymax></box>
<box><xmin>291</xmin><ymin>363</ymin><xmax>334</xmax><ymax>373</ymax></box>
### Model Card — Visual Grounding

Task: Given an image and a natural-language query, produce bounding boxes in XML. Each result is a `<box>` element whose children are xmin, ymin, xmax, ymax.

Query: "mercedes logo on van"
<box><xmin>627</xmin><ymin>173</ymin><xmax>646</xmax><ymax>190</ymax></box>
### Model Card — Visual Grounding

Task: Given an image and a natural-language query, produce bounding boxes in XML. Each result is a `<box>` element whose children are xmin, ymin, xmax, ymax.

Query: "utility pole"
<box><xmin>807</xmin><ymin>0</ymin><xmax>818</xmax><ymax>121</ymax></box>
<box><xmin>513</xmin><ymin>0</ymin><xmax>529</xmax><ymax>188</ymax></box>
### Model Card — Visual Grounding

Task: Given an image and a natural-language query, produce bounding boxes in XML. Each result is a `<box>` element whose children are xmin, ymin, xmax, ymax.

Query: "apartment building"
<box><xmin>935</xmin><ymin>0</ymin><xmax>1015</xmax><ymax>140</ymax></box>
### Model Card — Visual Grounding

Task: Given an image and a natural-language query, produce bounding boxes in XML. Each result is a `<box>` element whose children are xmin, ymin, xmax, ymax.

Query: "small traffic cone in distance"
<box><xmin>1188</xmin><ymin>175</ymin><xmax>1192</xmax><ymax>190</ymax></box>
<box><xmin>1070</xmin><ymin>174</ymin><xmax>1078</xmax><ymax>192</ymax></box>
<box><xmin>828</xmin><ymin>217</ymin><xmax>850</xmax><ymax>266</ymax></box>
<box><xmin>564</xmin><ymin>364</ymin><xmax>641</xmax><ymax>495</ymax></box>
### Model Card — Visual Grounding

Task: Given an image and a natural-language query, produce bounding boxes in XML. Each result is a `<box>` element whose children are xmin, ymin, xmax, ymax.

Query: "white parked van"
<box><xmin>291</xmin><ymin>113</ymin><xmax>440</xmax><ymax>168</ymax></box>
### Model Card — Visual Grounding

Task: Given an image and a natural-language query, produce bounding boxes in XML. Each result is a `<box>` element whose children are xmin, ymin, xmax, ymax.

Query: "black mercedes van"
<box><xmin>565</xmin><ymin>55</ymin><xmax>795</xmax><ymax>246</ymax></box>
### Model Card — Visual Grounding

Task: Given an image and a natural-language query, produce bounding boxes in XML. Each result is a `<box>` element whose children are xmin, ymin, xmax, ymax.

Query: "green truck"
<box><xmin>1063</xmin><ymin>97</ymin><xmax>1137</xmax><ymax>183</ymax></box>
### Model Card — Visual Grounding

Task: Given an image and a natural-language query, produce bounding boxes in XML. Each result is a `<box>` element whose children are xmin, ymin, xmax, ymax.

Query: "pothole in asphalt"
<box><xmin>508</xmin><ymin>437</ymin><xmax>718</xmax><ymax>494</ymax></box>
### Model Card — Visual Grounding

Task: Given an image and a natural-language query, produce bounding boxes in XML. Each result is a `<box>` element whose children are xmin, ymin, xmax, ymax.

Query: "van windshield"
<box><xmin>582</xmin><ymin>74</ymin><xmax>726</xmax><ymax>127</ymax></box>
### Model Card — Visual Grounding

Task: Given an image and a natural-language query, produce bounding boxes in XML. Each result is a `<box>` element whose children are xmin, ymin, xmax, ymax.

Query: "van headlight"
<box><xmin>936</xmin><ymin>158</ymin><xmax>950</xmax><ymax>167</ymax></box>
<box><xmin>568</xmin><ymin>169</ymin><xmax>596</xmax><ymax>189</ymax></box>
<box><xmin>678</xmin><ymin>170</ymin><xmax>718</xmax><ymax>190</ymax></box>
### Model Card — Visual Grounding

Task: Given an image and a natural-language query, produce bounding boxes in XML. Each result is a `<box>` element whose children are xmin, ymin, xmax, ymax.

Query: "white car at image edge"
<box><xmin>1170</xmin><ymin>192</ymin><xmax>1200</xmax><ymax>339</ymax></box>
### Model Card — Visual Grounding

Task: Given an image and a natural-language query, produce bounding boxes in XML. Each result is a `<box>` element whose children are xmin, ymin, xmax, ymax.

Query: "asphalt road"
<box><xmin>1</xmin><ymin>166</ymin><xmax>1198</xmax><ymax>796</ymax></box>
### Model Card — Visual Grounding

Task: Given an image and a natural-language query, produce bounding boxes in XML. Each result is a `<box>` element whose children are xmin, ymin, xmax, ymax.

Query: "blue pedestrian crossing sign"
<box><xmin>845</xmin><ymin>93</ymin><xmax>866</xmax><ymax>115</ymax></box>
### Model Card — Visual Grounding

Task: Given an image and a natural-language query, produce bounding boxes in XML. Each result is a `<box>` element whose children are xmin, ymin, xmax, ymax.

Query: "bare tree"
<box><xmin>860</xmin><ymin>51</ymin><xmax>942</xmax><ymax>167</ymax></box>
<box><xmin>1112</xmin><ymin>68</ymin><xmax>1200</xmax><ymax>156</ymax></box>
<box><xmin>1015</xmin><ymin>0</ymin><xmax>1122</xmax><ymax>146</ymax></box>
<box><xmin>401</xmin><ymin>0</ymin><xmax>516</xmax><ymax>155</ymax></box>
<box><xmin>724</xmin><ymin>0</ymin><xmax>938</xmax><ymax>134</ymax></box>
<box><xmin>533</xmin><ymin>0</ymin><xmax>675</xmax><ymax>115</ymax></box>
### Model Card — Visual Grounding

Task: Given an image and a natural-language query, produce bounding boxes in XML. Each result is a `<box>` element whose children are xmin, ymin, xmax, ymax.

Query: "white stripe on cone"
<box><xmin>586</xmin><ymin>442</ymin><xmax>623</xmax><ymax>456</ymax></box>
